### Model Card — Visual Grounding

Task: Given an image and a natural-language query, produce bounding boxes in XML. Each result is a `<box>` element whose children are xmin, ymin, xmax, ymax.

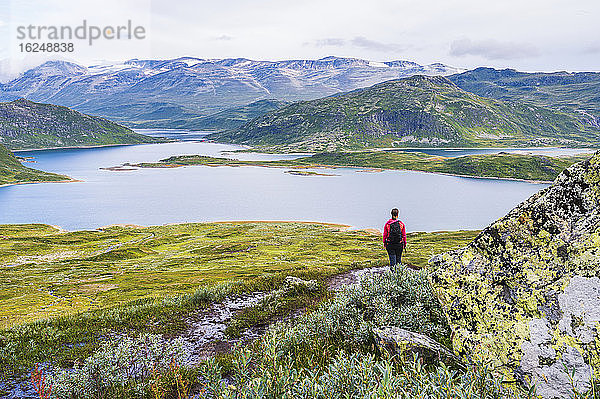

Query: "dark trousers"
<box><xmin>386</xmin><ymin>244</ymin><xmax>404</xmax><ymax>269</ymax></box>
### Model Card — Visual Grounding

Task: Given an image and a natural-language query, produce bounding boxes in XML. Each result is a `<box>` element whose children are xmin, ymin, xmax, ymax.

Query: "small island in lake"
<box><xmin>109</xmin><ymin>150</ymin><xmax>593</xmax><ymax>183</ymax></box>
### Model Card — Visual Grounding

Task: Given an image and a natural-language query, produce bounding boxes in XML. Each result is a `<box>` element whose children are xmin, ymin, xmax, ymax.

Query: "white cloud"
<box><xmin>309</xmin><ymin>38</ymin><xmax>345</xmax><ymax>47</ymax></box>
<box><xmin>213</xmin><ymin>35</ymin><xmax>233</xmax><ymax>41</ymax></box>
<box><xmin>350</xmin><ymin>37</ymin><xmax>405</xmax><ymax>53</ymax></box>
<box><xmin>307</xmin><ymin>36</ymin><xmax>405</xmax><ymax>53</ymax></box>
<box><xmin>583</xmin><ymin>43</ymin><xmax>600</xmax><ymax>54</ymax></box>
<box><xmin>450</xmin><ymin>38</ymin><xmax>540</xmax><ymax>60</ymax></box>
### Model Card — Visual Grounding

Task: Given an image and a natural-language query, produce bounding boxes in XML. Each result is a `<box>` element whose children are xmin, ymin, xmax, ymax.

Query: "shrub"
<box><xmin>198</xmin><ymin>350</ymin><xmax>531</xmax><ymax>399</ymax></box>
<box><xmin>49</xmin><ymin>334</ymin><xmax>192</xmax><ymax>399</ymax></box>
<box><xmin>258</xmin><ymin>266</ymin><xmax>450</xmax><ymax>368</ymax></box>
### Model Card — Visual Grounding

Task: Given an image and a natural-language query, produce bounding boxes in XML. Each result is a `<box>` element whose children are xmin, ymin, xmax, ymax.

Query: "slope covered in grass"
<box><xmin>0</xmin><ymin>222</ymin><xmax>477</xmax><ymax>329</ymax></box>
<box><xmin>0</xmin><ymin>222</ymin><xmax>477</xmax><ymax>382</ymax></box>
<box><xmin>449</xmin><ymin>67</ymin><xmax>600</xmax><ymax>119</ymax></box>
<box><xmin>0</xmin><ymin>99</ymin><xmax>164</xmax><ymax>150</ymax></box>
<box><xmin>128</xmin><ymin>99</ymin><xmax>289</xmax><ymax>130</ymax></box>
<box><xmin>0</xmin><ymin>143</ymin><xmax>70</xmax><ymax>186</ymax></box>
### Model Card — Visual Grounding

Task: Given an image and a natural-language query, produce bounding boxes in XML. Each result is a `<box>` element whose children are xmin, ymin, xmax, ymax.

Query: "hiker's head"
<box><xmin>391</xmin><ymin>208</ymin><xmax>399</xmax><ymax>219</ymax></box>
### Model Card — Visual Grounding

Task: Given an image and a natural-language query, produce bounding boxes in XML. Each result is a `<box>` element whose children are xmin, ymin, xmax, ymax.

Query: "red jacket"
<box><xmin>383</xmin><ymin>219</ymin><xmax>406</xmax><ymax>246</ymax></box>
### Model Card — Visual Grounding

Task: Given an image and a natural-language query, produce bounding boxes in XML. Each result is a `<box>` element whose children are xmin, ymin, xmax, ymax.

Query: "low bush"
<box><xmin>49</xmin><ymin>334</ymin><xmax>194</xmax><ymax>399</ymax></box>
<box><xmin>258</xmin><ymin>266</ymin><xmax>450</xmax><ymax>368</ymax></box>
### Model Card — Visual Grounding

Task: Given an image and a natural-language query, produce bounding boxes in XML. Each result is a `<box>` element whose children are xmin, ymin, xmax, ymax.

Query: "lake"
<box><xmin>0</xmin><ymin>130</ymin><xmax>560</xmax><ymax>232</ymax></box>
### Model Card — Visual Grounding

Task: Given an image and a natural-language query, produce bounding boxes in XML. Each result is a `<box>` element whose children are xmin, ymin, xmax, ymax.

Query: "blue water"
<box><xmin>1</xmin><ymin>131</ymin><xmax>555</xmax><ymax>232</ymax></box>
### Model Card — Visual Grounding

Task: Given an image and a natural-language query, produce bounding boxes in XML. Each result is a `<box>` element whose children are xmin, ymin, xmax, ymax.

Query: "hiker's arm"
<box><xmin>402</xmin><ymin>223</ymin><xmax>407</xmax><ymax>247</ymax></box>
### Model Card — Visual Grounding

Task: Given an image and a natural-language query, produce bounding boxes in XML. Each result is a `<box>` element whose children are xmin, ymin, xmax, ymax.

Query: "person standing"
<box><xmin>382</xmin><ymin>208</ymin><xmax>406</xmax><ymax>270</ymax></box>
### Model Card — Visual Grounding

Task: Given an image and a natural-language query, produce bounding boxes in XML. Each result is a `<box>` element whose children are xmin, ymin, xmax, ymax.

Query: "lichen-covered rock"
<box><xmin>373</xmin><ymin>326</ymin><xmax>460</xmax><ymax>365</ymax></box>
<box><xmin>283</xmin><ymin>276</ymin><xmax>319</xmax><ymax>292</ymax></box>
<box><xmin>429</xmin><ymin>151</ymin><xmax>600</xmax><ymax>398</ymax></box>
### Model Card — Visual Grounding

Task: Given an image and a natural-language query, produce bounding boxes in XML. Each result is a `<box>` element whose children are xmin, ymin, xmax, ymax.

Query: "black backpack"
<box><xmin>388</xmin><ymin>221</ymin><xmax>402</xmax><ymax>245</ymax></box>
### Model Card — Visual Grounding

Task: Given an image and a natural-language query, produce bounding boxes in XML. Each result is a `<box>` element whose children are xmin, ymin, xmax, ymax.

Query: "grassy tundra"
<box><xmin>0</xmin><ymin>222</ymin><xmax>477</xmax><ymax>383</ymax></box>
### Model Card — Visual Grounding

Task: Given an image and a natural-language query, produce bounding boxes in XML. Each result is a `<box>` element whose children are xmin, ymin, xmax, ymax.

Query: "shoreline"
<box><xmin>375</xmin><ymin>146</ymin><xmax>597</xmax><ymax>151</ymax></box>
<box><xmin>406</xmin><ymin>170</ymin><xmax>553</xmax><ymax>184</ymax></box>
<box><xmin>217</xmin><ymin>143</ymin><xmax>597</xmax><ymax>154</ymax></box>
<box><xmin>300</xmin><ymin>164</ymin><xmax>554</xmax><ymax>184</ymax></box>
<box><xmin>0</xmin><ymin>221</ymin><xmax>486</xmax><ymax>239</ymax></box>
<box><xmin>0</xmin><ymin>177</ymin><xmax>82</xmax><ymax>189</ymax></box>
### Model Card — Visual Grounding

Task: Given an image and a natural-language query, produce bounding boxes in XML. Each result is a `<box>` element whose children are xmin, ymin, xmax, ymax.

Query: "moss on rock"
<box><xmin>429</xmin><ymin>151</ymin><xmax>600</xmax><ymax>398</ymax></box>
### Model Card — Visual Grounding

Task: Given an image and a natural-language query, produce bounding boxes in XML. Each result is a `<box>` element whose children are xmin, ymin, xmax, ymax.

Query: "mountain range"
<box><xmin>0</xmin><ymin>57</ymin><xmax>464</xmax><ymax>127</ymax></box>
<box><xmin>210</xmin><ymin>75</ymin><xmax>600</xmax><ymax>151</ymax></box>
<box><xmin>3</xmin><ymin>57</ymin><xmax>600</xmax><ymax>150</ymax></box>
<box><xmin>0</xmin><ymin>99</ymin><xmax>162</xmax><ymax>150</ymax></box>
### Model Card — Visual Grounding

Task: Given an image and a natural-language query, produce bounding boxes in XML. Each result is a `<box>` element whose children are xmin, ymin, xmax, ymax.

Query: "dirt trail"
<box><xmin>178</xmin><ymin>265</ymin><xmax>392</xmax><ymax>361</ymax></box>
<box><xmin>181</xmin><ymin>292</ymin><xmax>269</xmax><ymax>361</ymax></box>
<box><xmin>90</xmin><ymin>232</ymin><xmax>156</xmax><ymax>256</ymax></box>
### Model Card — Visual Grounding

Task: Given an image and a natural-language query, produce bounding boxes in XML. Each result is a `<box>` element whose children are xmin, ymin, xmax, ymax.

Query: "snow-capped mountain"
<box><xmin>0</xmin><ymin>56</ymin><xmax>465</xmax><ymax>127</ymax></box>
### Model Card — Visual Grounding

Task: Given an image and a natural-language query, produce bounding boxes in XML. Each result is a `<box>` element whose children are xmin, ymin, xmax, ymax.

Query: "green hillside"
<box><xmin>209</xmin><ymin>75</ymin><xmax>600</xmax><ymax>152</ymax></box>
<box><xmin>0</xmin><ymin>99</ymin><xmax>164</xmax><ymax>150</ymax></box>
<box><xmin>0</xmin><ymin>143</ymin><xmax>70</xmax><ymax>186</ymax></box>
<box><xmin>449</xmin><ymin>67</ymin><xmax>600</xmax><ymax>119</ymax></box>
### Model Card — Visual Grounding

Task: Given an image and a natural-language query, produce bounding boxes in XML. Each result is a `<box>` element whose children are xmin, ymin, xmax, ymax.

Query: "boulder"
<box><xmin>373</xmin><ymin>326</ymin><xmax>460</xmax><ymax>365</ymax></box>
<box><xmin>282</xmin><ymin>276</ymin><xmax>318</xmax><ymax>292</ymax></box>
<box><xmin>429</xmin><ymin>152</ymin><xmax>600</xmax><ymax>398</ymax></box>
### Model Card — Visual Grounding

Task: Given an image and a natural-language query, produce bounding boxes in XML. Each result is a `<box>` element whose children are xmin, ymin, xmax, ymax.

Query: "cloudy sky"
<box><xmin>1</xmin><ymin>0</ymin><xmax>599</xmax><ymax>79</ymax></box>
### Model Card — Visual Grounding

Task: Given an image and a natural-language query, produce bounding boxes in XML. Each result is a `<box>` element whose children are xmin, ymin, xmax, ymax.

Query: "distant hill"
<box><xmin>126</xmin><ymin>99</ymin><xmax>289</xmax><ymax>130</ymax></box>
<box><xmin>0</xmin><ymin>99</ymin><xmax>163</xmax><ymax>150</ymax></box>
<box><xmin>449</xmin><ymin>67</ymin><xmax>600</xmax><ymax>123</ymax></box>
<box><xmin>209</xmin><ymin>75</ymin><xmax>600</xmax><ymax>152</ymax></box>
<box><xmin>0</xmin><ymin>143</ymin><xmax>70</xmax><ymax>186</ymax></box>
<box><xmin>0</xmin><ymin>57</ymin><xmax>463</xmax><ymax>127</ymax></box>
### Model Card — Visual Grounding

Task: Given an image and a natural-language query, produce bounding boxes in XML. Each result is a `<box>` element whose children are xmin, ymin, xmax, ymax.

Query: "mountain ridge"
<box><xmin>126</xmin><ymin>99</ymin><xmax>289</xmax><ymax>130</ymax></box>
<box><xmin>449</xmin><ymin>67</ymin><xmax>600</xmax><ymax>121</ymax></box>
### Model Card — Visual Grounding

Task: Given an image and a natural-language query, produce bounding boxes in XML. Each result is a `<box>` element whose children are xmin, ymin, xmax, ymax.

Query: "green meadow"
<box><xmin>0</xmin><ymin>222</ymin><xmax>477</xmax><ymax>329</ymax></box>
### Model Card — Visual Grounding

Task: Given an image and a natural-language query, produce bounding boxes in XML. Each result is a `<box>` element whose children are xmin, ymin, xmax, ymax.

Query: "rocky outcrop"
<box><xmin>429</xmin><ymin>152</ymin><xmax>600</xmax><ymax>398</ymax></box>
<box><xmin>283</xmin><ymin>276</ymin><xmax>319</xmax><ymax>292</ymax></box>
<box><xmin>374</xmin><ymin>326</ymin><xmax>460</xmax><ymax>365</ymax></box>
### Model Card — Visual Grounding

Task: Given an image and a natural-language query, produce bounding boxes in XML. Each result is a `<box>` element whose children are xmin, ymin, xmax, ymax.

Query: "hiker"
<box><xmin>383</xmin><ymin>208</ymin><xmax>406</xmax><ymax>269</ymax></box>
